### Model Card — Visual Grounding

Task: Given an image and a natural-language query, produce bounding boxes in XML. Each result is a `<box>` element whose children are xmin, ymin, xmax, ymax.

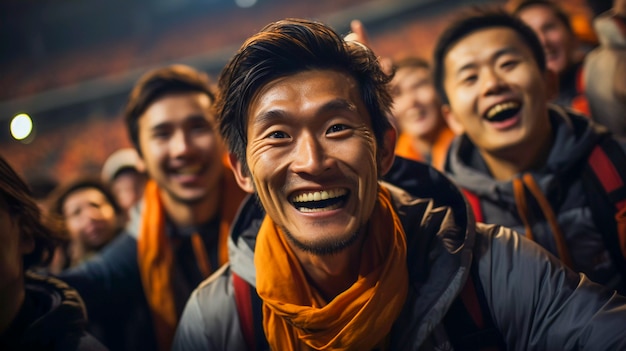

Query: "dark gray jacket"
<box><xmin>444</xmin><ymin>106</ymin><xmax>626</xmax><ymax>293</ymax></box>
<box><xmin>173</xmin><ymin>160</ymin><xmax>626</xmax><ymax>350</ymax></box>
<box><xmin>0</xmin><ymin>272</ymin><xmax>108</xmax><ymax>351</ymax></box>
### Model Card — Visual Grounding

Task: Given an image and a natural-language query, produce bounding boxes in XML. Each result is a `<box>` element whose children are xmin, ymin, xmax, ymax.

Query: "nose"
<box><xmin>74</xmin><ymin>205</ymin><xmax>102</xmax><ymax>226</ymax></box>
<box><xmin>170</xmin><ymin>130</ymin><xmax>193</xmax><ymax>158</ymax></box>
<box><xmin>290</xmin><ymin>133</ymin><xmax>331</xmax><ymax>175</ymax></box>
<box><xmin>481</xmin><ymin>67</ymin><xmax>507</xmax><ymax>96</ymax></box>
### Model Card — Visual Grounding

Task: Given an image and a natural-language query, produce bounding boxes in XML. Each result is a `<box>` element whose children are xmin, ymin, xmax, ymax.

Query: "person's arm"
<box><xmin>59</xmin><ymin>233</ymin><xmax>143</xmax><ymax>312</ymax></box>
<box><xmin>475</xmin><ymin>224</ymin><xmax>626</xmax><ymax>350</ymax></box>
<box><xmin>173</xmin><ymin>265</ymin><xmax>246</xmax><ymax>351</ymax></box>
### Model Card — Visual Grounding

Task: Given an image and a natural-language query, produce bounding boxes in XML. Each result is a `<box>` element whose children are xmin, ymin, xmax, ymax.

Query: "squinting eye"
<box><xmin>268</xmin><ymin>131</ymin><xmax>289</xmax><ymax>139</ymax></box>
<box><xmin>463</xmin><ymin>75</ymin><xmax>477</xmax><ymax>84</ymax></box>
<box><xmin>501</xmin><ymin>60</ymin><xmax>518</xmax><ymax>69</ymax></box>
<box><xmin>327</xmin><ymin>124</ymin><xmax>348</xmax><ymax>134</ymax></box>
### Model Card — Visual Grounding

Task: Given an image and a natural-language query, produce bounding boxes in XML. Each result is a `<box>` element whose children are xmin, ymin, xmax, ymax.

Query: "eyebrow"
<box><xmin>253</xmin><ymin>98</ymin><xmax>358</xmax><ymax>127</ymax></box>
<box><xmin>455</xmin><ymin>47</ymin><xmax>522</xmax><ymax>77</ymax></box>
<box><xmin>149</xmin><ymin>114</ymin><xmax>208</xmax><ymax>131</ymax></box>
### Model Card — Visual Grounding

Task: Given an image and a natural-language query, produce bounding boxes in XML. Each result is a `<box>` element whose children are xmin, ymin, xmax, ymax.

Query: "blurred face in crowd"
<box><xmin>390</xmin><ymin>65</ymin><xmax>445</xmax><ymax>141</ymax></box>
<box><xmin>516</xmin><ymin>4</ymin><xmax>577</xmax><ymax>75</ymax></box>
<box><xmin>0</xmin><ymin>195</ymin><xmax>33</xmax><ymax>296</ymax></box>
<box><xmin>111</xmin><ymin>170</ymin><xmax>145</xmax><ymax>211</ymax></box>
<box><xmin>442</xmin><ymin>27</ymin><xmax>553</xmax><ymax>156</ymax></box>
<box><xmin>62</xmin><ymin>187</ymin><xmax>118</xmax><ymax>250</ymax></box>
<box><xmin>231</xmin><ymin>69</ymin><xmax>395</xmax><ymax>254</ymax></box>
<box><xmin>137</xmin><ymin>92</ymin><xmax>225</xmax><ymax>206</ymax></box>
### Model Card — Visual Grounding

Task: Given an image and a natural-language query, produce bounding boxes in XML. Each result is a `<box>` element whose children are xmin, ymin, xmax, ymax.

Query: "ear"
<box><xmin>442</xmin><ymin>104</ymin><xmax>465</xmax><ymax>135</ymax></box>
<box><xmin>544</xmin><ymin>69</ymin><xmax>559</xmax><ymax>101</ymax></box>
<box><xmin>378</xmin><ymin>127</ymin><xmax>397</xmax><ymax>177</ymax></box>
<box><xmin>228</xmin><ymin>153</ymin><xmax>255</xmax><ymax>194</ymax></box>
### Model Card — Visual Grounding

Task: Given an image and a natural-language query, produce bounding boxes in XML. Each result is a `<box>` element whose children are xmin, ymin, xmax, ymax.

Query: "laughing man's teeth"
<box><xmin>176</xmin><ymin>165</ymin><xmax>202</xmax><ymax>175</ymax></box>
<box><xmin>291</xmin><ymin>188</ymin><xmax>348</xmax><ymax>203</ymax></box>
<box><xmin>298</xmin><ymin>202</ymin><xmax>343</xmax><ymax>212</ymax></box>
<box><xmin>486</xmin><ymin>102</ymin><xmax>520</xmax><ymax>119</ymax></box>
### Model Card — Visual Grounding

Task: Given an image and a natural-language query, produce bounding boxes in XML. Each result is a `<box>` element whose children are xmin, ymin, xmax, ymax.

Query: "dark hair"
<box><xmin>513</xmin><ymin>0</ymin><xmax>573</xmax><ymax>34</ymax></box>
<box><xmin>432</xmin><ymin>7</ymin><xmax>546</xmax><ymax>104</ymax></box>
<box><xmin>392</xmin><ymin>56</ymin><xmax>430</xmax><ymax>72</ymax></box>
<box><xmin>216</xmin><ymin>18</ymin><xmax>393</xmax><ymax>173</ymax></box>
<box><xmin>0</xmin><ymin>156</ymin><xmax>62</xmax><ymax>269</ymax></box>
<box><xmin>49</xmin><ymin>177</ymin><xmax>123</xmax><ymax>220</ymax></box>
<box><xmin>124</xmin><ymin>64</ymin><xmax>215</xmax><ymax>155</ymax></box>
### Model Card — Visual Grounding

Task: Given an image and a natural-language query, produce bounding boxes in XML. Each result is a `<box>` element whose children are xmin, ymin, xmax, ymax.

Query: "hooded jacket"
<box><xmin>445</xmin><ymin>106</ymin><xmax>626</xmax><ymax>293</ymax></box>
<box><xmin>173</xmin><ymin>158</ymin><xmax>626</xmax><ymax>350</ymax></box>
<box><xmin>0</xmin><ymin>272</ymin><xmax>107</xmax><ymax>351</ymax></box>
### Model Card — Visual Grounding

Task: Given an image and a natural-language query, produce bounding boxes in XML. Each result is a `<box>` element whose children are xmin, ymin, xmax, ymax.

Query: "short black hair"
<box><xmin>49</xmin><ymin>177</ymin><xmax>123</xmax><ymax>220</ymax></box>
<box><xmin>216</xmin><ymin>18</ymin><xmax>393</xmax><ymax>174</ymax></box>
<box><xmin>392</xmin><ymin>57</ymin><xmax>430</xmax><ymax>72</ymax></box>
<box><xmin>124</xmin><ymin>64</ymin><xmax>215</xmax><ymax>156</ymax></box>
<box><xmin>432</xmin><ymin>7</ymin><xmax>546</xmax><ymax>104</ymax></box>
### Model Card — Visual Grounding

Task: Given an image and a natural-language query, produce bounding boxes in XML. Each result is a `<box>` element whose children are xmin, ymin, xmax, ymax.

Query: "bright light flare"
<box><xmin>10</xmin><ymin>113</ymin><xmax>33</xmax><ymax>140</ymax></box>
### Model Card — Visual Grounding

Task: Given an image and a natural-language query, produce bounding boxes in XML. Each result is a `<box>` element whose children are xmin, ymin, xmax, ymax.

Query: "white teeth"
<box><xmin>291</xmin><ymin>188</ymin><xmax>348</xmax><ymax>203</ymax></box>
<box><xmin>486</xmin><ymin>101</ymin><xmax>520</xmax><ymax>119</ymax></box>
<box><xmin>176</xmin><ymin>165</ymin><xmax>202</xmax><ymax>175</ymax></box>
<box><xmin>297</xmin><ymin>202</ymin><xmax>343</xmax><ymax>212</ymax></box>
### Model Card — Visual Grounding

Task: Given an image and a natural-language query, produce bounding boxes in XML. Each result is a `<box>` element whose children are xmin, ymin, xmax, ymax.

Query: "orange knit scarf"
<box><xmin>254</xmin><ymin>185</ymin><xmax>408</xmax><ymax>351</ymax></box>
<box><xmin>137</xmin><ymin>169</ymin><xmax>245</xmax><ymax>351</ymax></box>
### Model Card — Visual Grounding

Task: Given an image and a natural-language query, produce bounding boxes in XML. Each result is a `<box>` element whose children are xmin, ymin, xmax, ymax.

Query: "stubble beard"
<box><xmin>280</xmin><ymin>224</ymin><xmax>361</xmax><ymax>256</ymax></box>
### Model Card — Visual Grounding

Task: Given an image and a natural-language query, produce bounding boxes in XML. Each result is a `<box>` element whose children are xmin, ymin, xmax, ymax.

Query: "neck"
<box><xmin>410</xmin><ymin>128</ymin><xmax>442</xmax><ymax>157</ymax></box>
<box><xmin>481</xmin><ymin>124</ymin><xmax>553</xmax><ymax>181</ymax></box>
<box><xmin>293</xmin><ymin>234</ymin><xmax>366</xmax><ymax>303</ymax></box>
<box><xmin>0</xmin><ymin>281</ymin><xmax>25</xmax><ymax>335</ymax></box>
<box><xmin>159</xmin><ymin>188</ymin><xmax>221</xmax><ymax>227</ymax></box>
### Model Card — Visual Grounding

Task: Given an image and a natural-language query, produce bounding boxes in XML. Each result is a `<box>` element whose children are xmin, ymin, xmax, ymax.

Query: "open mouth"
<box><xmin>173</xmin><ymin>164</ymin><xmax>203</xmax><ymax>176</ymax></box>
<box><xmin>484</xmin><ymin>102</ymin><xmax>521</xmax><ymax>122</ymax></box>
<box><xmin>290</xmin><ymin>188</ymin><xmax>349</xmax><ymax>213</ymax></box>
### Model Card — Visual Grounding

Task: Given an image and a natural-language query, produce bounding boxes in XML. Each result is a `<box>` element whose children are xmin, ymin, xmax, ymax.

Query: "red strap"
<box><xmin>588</xmin><ymin>146</ymin><xmax>624</xmax><ymax>201</ymax></box>
<box><xmin>460</xmin><ymin>276</ymin><xmax>484</xmax><ymax>329</ymax></box>
<box><xmin>233</xmin><ymin>273</ymin><xmax>256</xmax><ymax>351</ymax></box>
<box><xmin>463</xmin><ymin>189</ymin><xmax>484</xmax><ymax>223</ymax></box>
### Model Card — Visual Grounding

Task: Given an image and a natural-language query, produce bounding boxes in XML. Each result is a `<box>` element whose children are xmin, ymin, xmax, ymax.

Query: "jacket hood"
<box><xmin>445</xmin><ymin>106</ymin><xmax>609</xmax><ymax>203</ymax></box>
<box><xmin>3</xmin><ymin>272</ymin><xmax>89</xmax><ymax>350</ymax></box>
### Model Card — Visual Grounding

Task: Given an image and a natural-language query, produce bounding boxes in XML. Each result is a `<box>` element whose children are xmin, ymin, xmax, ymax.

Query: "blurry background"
<box><xmin>0</xmin><ymin>0</ymin><xmax>603</xmax><ymax>185</ymax></box>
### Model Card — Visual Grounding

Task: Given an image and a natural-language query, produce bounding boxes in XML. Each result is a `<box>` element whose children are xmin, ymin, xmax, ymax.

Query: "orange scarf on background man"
<box><xmin>394</xmin><ymin>126</ymin><xmax>455</xmax><ymax>171</ymax></box>
<box><xmin>254</xmin><ymin>185</ymin><xmax>409</xmax><ymax>351</ymax></box>
<box><xmin>137</xmin><ymin>166</ymin><xmax>246</xmax><ymax>351</ymax></box>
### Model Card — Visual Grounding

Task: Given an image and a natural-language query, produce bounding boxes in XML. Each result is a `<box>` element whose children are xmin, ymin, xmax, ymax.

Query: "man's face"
<box><xmin>62</xmin><ymin>188</ymin><xmax>118</xmax><ymax>250</ymax></box>
<box><xmin>390</xmin><ymin>65</ymin><xmax>444</xmax><ymax>140</ymax></box>
<box><xmin>111</xmin><ymin>171</ymin><xmax>145</xmax><ymax>211</ymax></box>
<box><xmin>233</xmin><ymin>69</ymin><xmax>394</xmax><ymax>254</ymax></box>
<box><xmin>517</xmin><ymin>4</ymin><xmax>576</xmax><ymax>75</ymax></box>
<box><xmin>443</xmin><ymin>27</ymin><xmax>552</xmax><ymax>156</ymax></box>
<box><xmin>137</xmin><ymin>92</ymin><xmax>225</xmax><ymax>206</ymax></box>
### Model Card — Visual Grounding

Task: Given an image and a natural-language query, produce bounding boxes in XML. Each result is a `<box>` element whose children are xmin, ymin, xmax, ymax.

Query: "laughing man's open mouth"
<box><xmin>290</xmin><ymin>188</ymin><xmax>349</xmax><ymax>213</ymax></box>
<box><xmin>484</xmin><ymin>101</ymin><xmax>521</xmax><ymax>122</ymax></box>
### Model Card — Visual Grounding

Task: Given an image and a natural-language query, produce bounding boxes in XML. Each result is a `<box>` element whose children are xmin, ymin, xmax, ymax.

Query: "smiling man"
<box><xmin>172</xmin><ymin>18</ymin><xmax>626</xmax><ymax>350</ymax></box>
<box><xmin>59</xmin><ymin>64</ymin><xmax>247</xmax><ymax>351</ymax></box>
<box><xmin>513</xmin><ymin>0</ymin><xmax>589</xmax><ymax>114</ymax></box>
<box><xmin>389</xmin><ymin>57</ymin><xmax>455</xmax><ymax>170</ymax></box>
<box><xmin>436</xmin><ymin>9</ymin><xmax>626</xmax><ymax>294</ymax></box>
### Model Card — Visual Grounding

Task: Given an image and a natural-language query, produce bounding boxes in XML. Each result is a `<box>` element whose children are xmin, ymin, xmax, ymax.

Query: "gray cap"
<box><xmin>101</xmin><ymin>148</ymin><xmax>141</xmax><ymax>183</ymax></box>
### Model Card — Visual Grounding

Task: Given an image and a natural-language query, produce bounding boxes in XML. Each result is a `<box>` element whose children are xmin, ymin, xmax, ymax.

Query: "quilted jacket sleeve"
<box><xmin>474</xmin><ymin>223</ymin><xmax>626</xmax><ymax>350</ymax></box>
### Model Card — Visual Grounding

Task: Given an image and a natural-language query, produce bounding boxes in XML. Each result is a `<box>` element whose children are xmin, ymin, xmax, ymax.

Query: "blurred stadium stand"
<box><xmin>0</xmin><ymin>0</ymin><xmax>595</xmax><ymax>183</ymax></box>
